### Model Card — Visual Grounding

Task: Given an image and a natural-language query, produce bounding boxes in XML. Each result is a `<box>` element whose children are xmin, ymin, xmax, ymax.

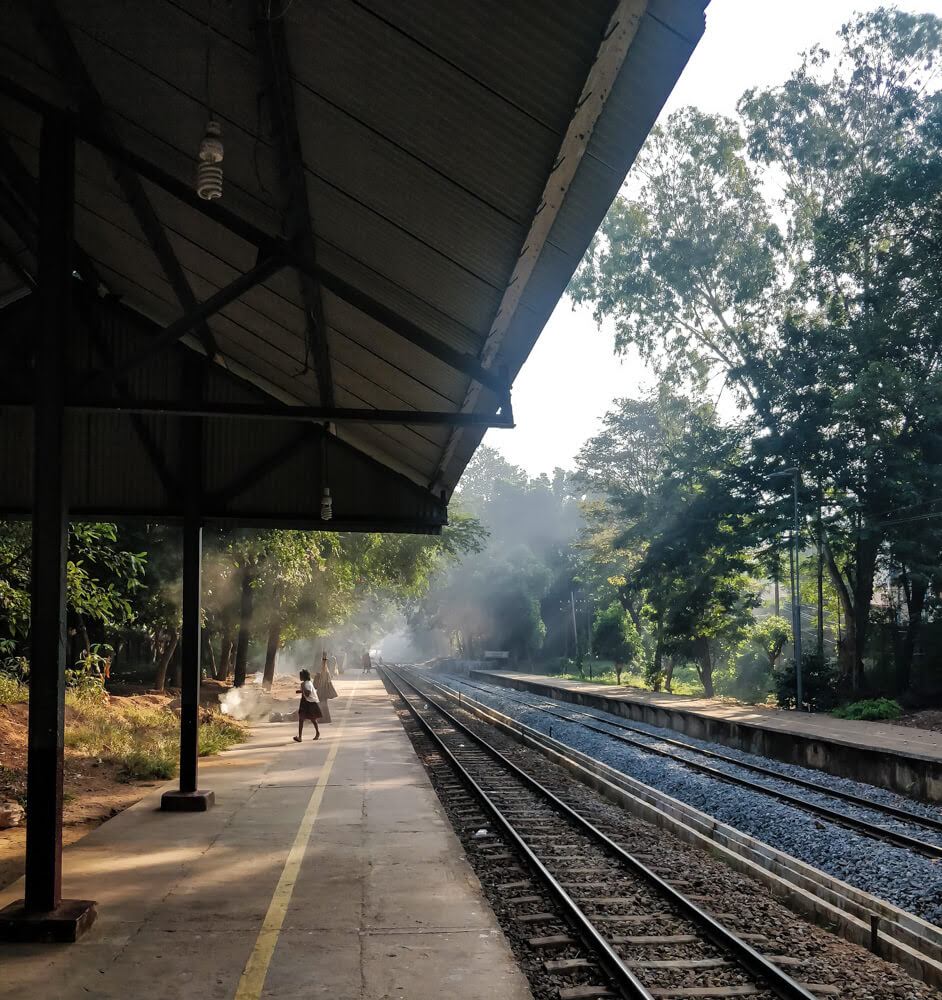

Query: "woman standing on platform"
<box><xmin>314</xmin><ymin>652</ymin><xmax>337</xmax><ymax>724</ymax></box>
<box><xmin>294</xmin><ymin>669</ymin><xmax>321</xmax><ymax>742</ymax></box>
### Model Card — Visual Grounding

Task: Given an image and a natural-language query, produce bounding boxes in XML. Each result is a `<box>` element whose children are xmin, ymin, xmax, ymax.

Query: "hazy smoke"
<box><xmin>218</xmin><ymin>671</ymin><xmax>297</xmax><ymax>722</ymax></box>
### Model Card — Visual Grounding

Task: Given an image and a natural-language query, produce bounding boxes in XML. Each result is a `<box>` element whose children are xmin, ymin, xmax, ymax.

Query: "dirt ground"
<box><xmin>0</xmin><ymin>680</ymin><xmax>238</xmax><ymax>892</ymax></box>
<box><xmin>892</xmin><ymin>708</ymin><xmax>942</xmax><ymax>733</ymax></box>
<box><xmin>0</xmin><ymin>700</ymin><xmax>169</xmax><ymax>891</ymax></box>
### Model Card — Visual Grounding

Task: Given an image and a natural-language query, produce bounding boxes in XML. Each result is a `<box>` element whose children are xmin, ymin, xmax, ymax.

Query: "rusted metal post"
<box><xmin>0</xmin><ymin>112</ymin><xmax>96</xmax><ymax>942</ymax></box>
<box><xmin>162</xmin><ymin>358</ymin><xmax>213</xmax><ymax>812</ymax></box>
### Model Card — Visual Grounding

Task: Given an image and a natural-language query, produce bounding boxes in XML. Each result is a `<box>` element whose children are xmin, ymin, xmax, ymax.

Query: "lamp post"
<box><xmin>769</xmin><ymin>468</ymin><xmax>802</xmax><ymax>709</ymax></box>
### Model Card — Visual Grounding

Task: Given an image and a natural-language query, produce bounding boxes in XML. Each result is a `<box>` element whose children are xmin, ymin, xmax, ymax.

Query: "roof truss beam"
<box><xmin>35</xmin><ymin>0</ymin><xmax>219</xmax><ymax>360</ymax></box>
<box><xmin>0</xmin><ymin>74</ymin><xmax>511</xmax><ymax>400</ymax></box>
<box><xmin>255</xmin><ymin>4</ymin><xmax>334</xmax><ymax>407</ymax></box>
<box><xmin>70</xmin><ymin>397</ymin><xmax>513</xmax><ymax>427</ymax></box>
<box><xmin>0</xmin><ymin>396</ymin><xmax>514</xmax><ymax>428</ymax></box>
<box><xmin>0</xmin><ymin>140</ymin><xmax>178</xmax><ymax>498</ymax></box>
<box><xmin>95</xmin><ymin>249</ymin><xmax>288</xmax><ymax>381</ymax></box>
<box><xmin>207</xmin><ymin>424</ymin><xmax>313</xmax><ymax>507</ymax></box>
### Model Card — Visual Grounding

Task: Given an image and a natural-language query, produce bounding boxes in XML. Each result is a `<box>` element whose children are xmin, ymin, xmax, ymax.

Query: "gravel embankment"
<box><xmin>393</xmin><ymin>678</ymin><xmax>939</xmax><ymax>1000</ymax></box>
<box><xmin>436</xmin><ymin>673</ymin><xmax>942</xmax><ymax>925</ymax></box>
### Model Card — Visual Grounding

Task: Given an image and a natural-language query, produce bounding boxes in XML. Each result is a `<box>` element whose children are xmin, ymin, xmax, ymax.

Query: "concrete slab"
<box><xmin>0</xmin><ymin>677</ymin><xmax>532</xmax><ymax>1000</ymax></box>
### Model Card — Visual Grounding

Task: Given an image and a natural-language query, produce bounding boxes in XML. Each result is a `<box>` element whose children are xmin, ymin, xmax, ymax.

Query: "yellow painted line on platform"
<box><xmin>234</xmin><ymin>683</ymin><xmax>358</xmax><ymax>1000</ymax></box>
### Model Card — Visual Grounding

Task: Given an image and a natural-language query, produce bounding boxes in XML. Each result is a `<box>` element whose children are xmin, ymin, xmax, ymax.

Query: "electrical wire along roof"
<box><xmin>0</xmin><ymin>0</ymin><xmax>707</xmax><ymax>531</ymax></box>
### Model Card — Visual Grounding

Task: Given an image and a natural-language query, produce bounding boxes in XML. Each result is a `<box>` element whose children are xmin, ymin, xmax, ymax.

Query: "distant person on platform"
<box><xmin>294</xmin><ymin>669</ymin><xmax>321</xmax><ymax>742</ymax></box>
<box><xmin>362</xmin><ymin>650</ymin><xmax>372</xmax><ymax>674</ymax></box>
<box><xmin>314</xmin><ymin>652</ymin><xmax>338</xmax><ymax>724</ymax></box>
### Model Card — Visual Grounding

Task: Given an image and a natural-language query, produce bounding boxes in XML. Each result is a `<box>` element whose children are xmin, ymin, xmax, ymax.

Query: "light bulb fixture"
<box><xmin>197</xmin><ymin>120</ymin><xmax>224</xmax><ymax>201</ymax></box>
<box><xmin>320</xmin><ymin>486</ymin><xmax>333</xmax><ymax>521</ymax></box>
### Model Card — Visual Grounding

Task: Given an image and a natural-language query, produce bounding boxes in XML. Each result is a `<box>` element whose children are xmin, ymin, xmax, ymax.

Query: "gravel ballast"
<box><xmin>436</xmin><ymin>672</ymin><xmax>942</xmax><ymax>926</ymax></box>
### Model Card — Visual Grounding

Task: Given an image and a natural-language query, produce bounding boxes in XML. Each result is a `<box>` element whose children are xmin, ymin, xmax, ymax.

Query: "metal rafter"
<box><xmin>35</xmin><ymin>0</ymin><xmax>219</xmax><ymax>360</ymax></box>
<box><xmin>0</xmin><ymin>136</ymin><xmax>180</xmax><ymax>498</ymax></box>
<box><xmin>255</xmin><ymin>4</ymin><xmax>334</xmax><ymax>407</ymax></box>
<box><xmin>96</xmin><ymin>250</ymin><xmax>288</xmax><ymax>381</ymax></box>
<box><xmin>207</xmin><ymin>424</ymin><xmax>313</xmax><ymax>507</ymax></box>
<box><xmin>0</xmin><ymin>73</ymin><xmax>511</xmax><ymax>399</ymax></box>
<box><xmin>61</xmin><ymin>397</ymin><xmax>512</xmax><ymax>427</ymax></box>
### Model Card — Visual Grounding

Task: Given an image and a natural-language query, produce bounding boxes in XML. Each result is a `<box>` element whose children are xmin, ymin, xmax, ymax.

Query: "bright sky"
<box><xmin>487</xmin><ymin>0</ymin><xmax>942</xmax><ymax>477</ymax></box>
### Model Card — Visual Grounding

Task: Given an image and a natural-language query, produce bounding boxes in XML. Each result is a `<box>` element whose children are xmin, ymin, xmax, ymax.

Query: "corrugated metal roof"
<box><xmin>0</xmin><ymin>0</ymin><xmax>708</xmax><ymax>528</ymax></box>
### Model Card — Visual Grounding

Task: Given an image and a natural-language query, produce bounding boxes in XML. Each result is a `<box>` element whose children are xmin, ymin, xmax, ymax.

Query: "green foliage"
<box><xmin>775</xmin><ymin>654</ymin><xmax>840</xmax><ymax>712</ymax></box>
<box><xmin>592</xmin><ymin>602</ymin><xmax>642</xmax><ymax>683</ymax></box>
<box><xmin>0</xmin><ymin>673</ymin><xmax>28</xmax><ymax>704</ymax></box>
<box><xmin>572</xmin><ymin>8</ymin><xmax>942</xmax><ymax>698</ymax></box>
<box><xmin>748</xmin><ymin>616</ymin><xmax>791</xmax><ymax>667</ymax></box>
<box><xmin>726</xmin><ymin>647</ymin><xmax>773</xmax><ymax>704</ymax></box>
<box><xmin>832</xmin><ymin>698</ymin><xmax>903</xmax><ymax>722</ymax></box>
<box><xmin>199</xmin><ymin>714</ymin><xmax>247</xmax><ymax>756</ymax></box>
<box><xmin>64</xmin><ymin>695</ymin><xmax>246</xmax><ymax>781</ymax></box>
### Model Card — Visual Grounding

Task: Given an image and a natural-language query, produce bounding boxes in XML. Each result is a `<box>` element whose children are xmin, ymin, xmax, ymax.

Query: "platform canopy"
<box><xmin>0</xmin><ymin>0</ymin><xmax>707</xmax><ymax>532</ymax></box>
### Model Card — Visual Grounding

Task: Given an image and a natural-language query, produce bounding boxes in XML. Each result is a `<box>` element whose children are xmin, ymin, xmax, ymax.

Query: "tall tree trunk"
<box><xmin>774</xmin><ymin>577</ymin><xmax>780</xmax><ymax>618</ymax></box>
<box><xmin>219</xmin><ymin>632</ymin><xmax>234</xmax><ymax>681</ymax></box>
<box><xmin>154</xmin><ymin>628</ymin><xmax>179</xmax><ymax>692</ymax></box>
<box><xmin>77</xmin><ymin>615</ymin><xmax>91</xmax><ymax>660</ymax></box>
<box><xmin>850</xmin><ymin>536</ymin><xmax>879</xmax><ymax>693</ymax></box>
<box><xmin>234</xmin><ymin>569</ymin><xmax>255</xmax><ymax>687</ymax></box>
<box><xmin>899</xmin><ymin>574</ymin><xmax>928</xmax><ymax>696</ymax></box>
<box><xmin>205</xmin><ymin>631</ymin><xmax>217</xmax><ymax>681</ymax></box>
<box><xmin>664</xmin><ymin>657</ymin><xmax>675</xmax><ymax>692</ymax></box>
<box><xmin>821</xmin><ymin>530</ymin><xmax>876</xmax><ymax>693</ymax></box>
<box><xmin>696</xmin><ymin>636</ymin><xmax>714</xmax><ymax>698</ymax></box>
<box><xmin>651</xmin><ymin>617</ymin><xmax>664</xmax><ymax>692</ymax></box>
<box><xmin>263</xmin><ymin>585</ymin><xmax>283</xmax><ymax>690</ymax></box>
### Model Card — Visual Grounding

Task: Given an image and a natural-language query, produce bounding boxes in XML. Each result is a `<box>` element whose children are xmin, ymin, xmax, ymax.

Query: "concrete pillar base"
<box><xmin>0</xmin><ymin>898</ymin><xmax>97</xmax><ymax>943</ymax></box>
<box><xmin>160</xmin><ymin>789</ymin><xmax>215</xmax><ymax>812</ymax></box>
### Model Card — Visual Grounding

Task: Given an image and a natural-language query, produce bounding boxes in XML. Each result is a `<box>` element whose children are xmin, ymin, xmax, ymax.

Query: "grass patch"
<box><xmin>553</xmin><ymin>662</ymin><xmax>704</xmax><ymax>696</ymax></box>
<box><xmin>832</xmin><ymin>697</ymin><xmax>903</xmax><ymax>722</ymax></box>
<box><xmin>0</xmin><ymin>674</ymin><xmax>28</xmax><ymax>704</ymax></box>
<box><xmin>65</xmin><ymin>692</ymin><xmax>247</xmax><ymax>781</ymax></box>
<box><xmin>199</xmin><ymin>713</ymin><xmax>246</xmax><ymax>757</ymax></box>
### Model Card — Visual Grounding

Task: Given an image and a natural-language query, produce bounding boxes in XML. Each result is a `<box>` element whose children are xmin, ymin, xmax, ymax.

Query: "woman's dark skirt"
<box><xmin>299</xmin><ymin>697</ymin><xmax>322</xmax><ymax>722</ymax></box>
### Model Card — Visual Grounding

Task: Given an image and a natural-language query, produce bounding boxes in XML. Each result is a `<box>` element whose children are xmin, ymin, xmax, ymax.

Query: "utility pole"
<box><xmin>769</xmin><ymin>468</ymin><xmax>802</xmax><ymax>710</ymax></box>
<box><xmin>817</xmin><ymin>494</ymin><xmax>825</xmax><ymax>659</ymax></box>
<box><xmin>570</xmin><ymin>591</ymin><xmax>579</xmax><ymax>661</ymax></box>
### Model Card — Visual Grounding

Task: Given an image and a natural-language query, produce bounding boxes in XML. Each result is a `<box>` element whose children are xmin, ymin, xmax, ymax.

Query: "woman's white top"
<box><xmin>301</xmin><ymin>679</ymin><xmax>320</xmax><ymax>703</ymax></box>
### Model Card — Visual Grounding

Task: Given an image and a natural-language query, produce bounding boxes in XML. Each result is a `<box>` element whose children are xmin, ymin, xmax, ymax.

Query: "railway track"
<box><xmin>448</xmin><ymin>674</ymin><xmax>942</xmax><ymax>859</ymax></box>
<box><xmin>383</xmin><ymin>666</ymin><xmax>834</xmax><ymax>1000</ymax></box>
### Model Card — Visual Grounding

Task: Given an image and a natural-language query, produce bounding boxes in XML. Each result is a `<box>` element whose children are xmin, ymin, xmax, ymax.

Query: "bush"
<box><xmin>832</xmin><ymin>698</ymin><xmax>903</xmax><ymax>722</ymax></box>
<box><xmin>0</xmin><ymin>656</ymin><xmax>29</xmax><ymax>704</ymax></box>
<box><xmin>119</xmin><ymin>746</ymin><xmax>178</xmax><ymax>780</ymax></box>
<box><xmin>727</xmin><ymin>647</ymin><xmax>774</xmax><ymax>704</ymax></box>
<box><xmin>199</xmin><ymin>714</ymin><xmax>246</xmax><ymax>756</ymax></box>
<box><xmin>775</xmin><ymin>653</ymin><xmax>840</xmax><ymax>712</ymax></box>
<box><xmin>0</xmin><ymin>673</ymin><xmax>28</xmax><ymax>704</ymax></box>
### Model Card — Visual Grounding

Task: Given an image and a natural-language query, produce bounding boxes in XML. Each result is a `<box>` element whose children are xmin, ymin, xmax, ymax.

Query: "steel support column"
<box><xmin>0</xmin><ymin>114</ymin><xmax>96</xmax><ymax>943</ymax></box>
<box><xmin>162</xmin><ymin>358</ymin><xmax>213</xmax><ymax>812</ymax></box>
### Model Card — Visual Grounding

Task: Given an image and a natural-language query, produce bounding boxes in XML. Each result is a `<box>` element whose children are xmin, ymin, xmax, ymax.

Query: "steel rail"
<box><xmin>381</xmin><ymin>669</ymin><xmax>655</xmax><ymax>1000</ymax></box>
<box><xmin>384</xmin><ymin>667</ymin><xmax>818</xmax><ymax>1000</ymax></box>
<box><xmin>453</xmin><ymin>677</ymin><xmax>942</xmax><ymax>859</ymax></box>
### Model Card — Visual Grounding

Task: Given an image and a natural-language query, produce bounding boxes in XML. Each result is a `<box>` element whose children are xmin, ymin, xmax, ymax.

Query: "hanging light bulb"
<box><xmin>196</xmin><ymin>120</ymin><xmax>224</xmax><ymax>200</ymax></box>
<box><xmin>320</xmin><ymin>486</ymin><xmax>333</xmax><ymax>521</ymax></box>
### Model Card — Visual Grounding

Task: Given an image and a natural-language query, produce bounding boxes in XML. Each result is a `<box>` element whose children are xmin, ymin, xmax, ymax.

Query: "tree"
<box><xmin>592</xmin><ymin>602</ymin><xmax>641</xmax><ymax>684</ymax></box>
<box><xmin>749</xmin><ymin>616</ymin><xmax>792</xmax><ymax>672</ymax></box>
<box><xmin>573</xmin><ymin>10</ymin><xmax>942</xmax><ymax>695</ymax></box>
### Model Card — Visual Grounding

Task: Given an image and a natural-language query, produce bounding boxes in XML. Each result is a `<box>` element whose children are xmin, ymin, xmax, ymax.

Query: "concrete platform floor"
<box><xmin>0</xmin><ymin>676</ymin><xmax>533</xmax><ymax>1000</ymax></box>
